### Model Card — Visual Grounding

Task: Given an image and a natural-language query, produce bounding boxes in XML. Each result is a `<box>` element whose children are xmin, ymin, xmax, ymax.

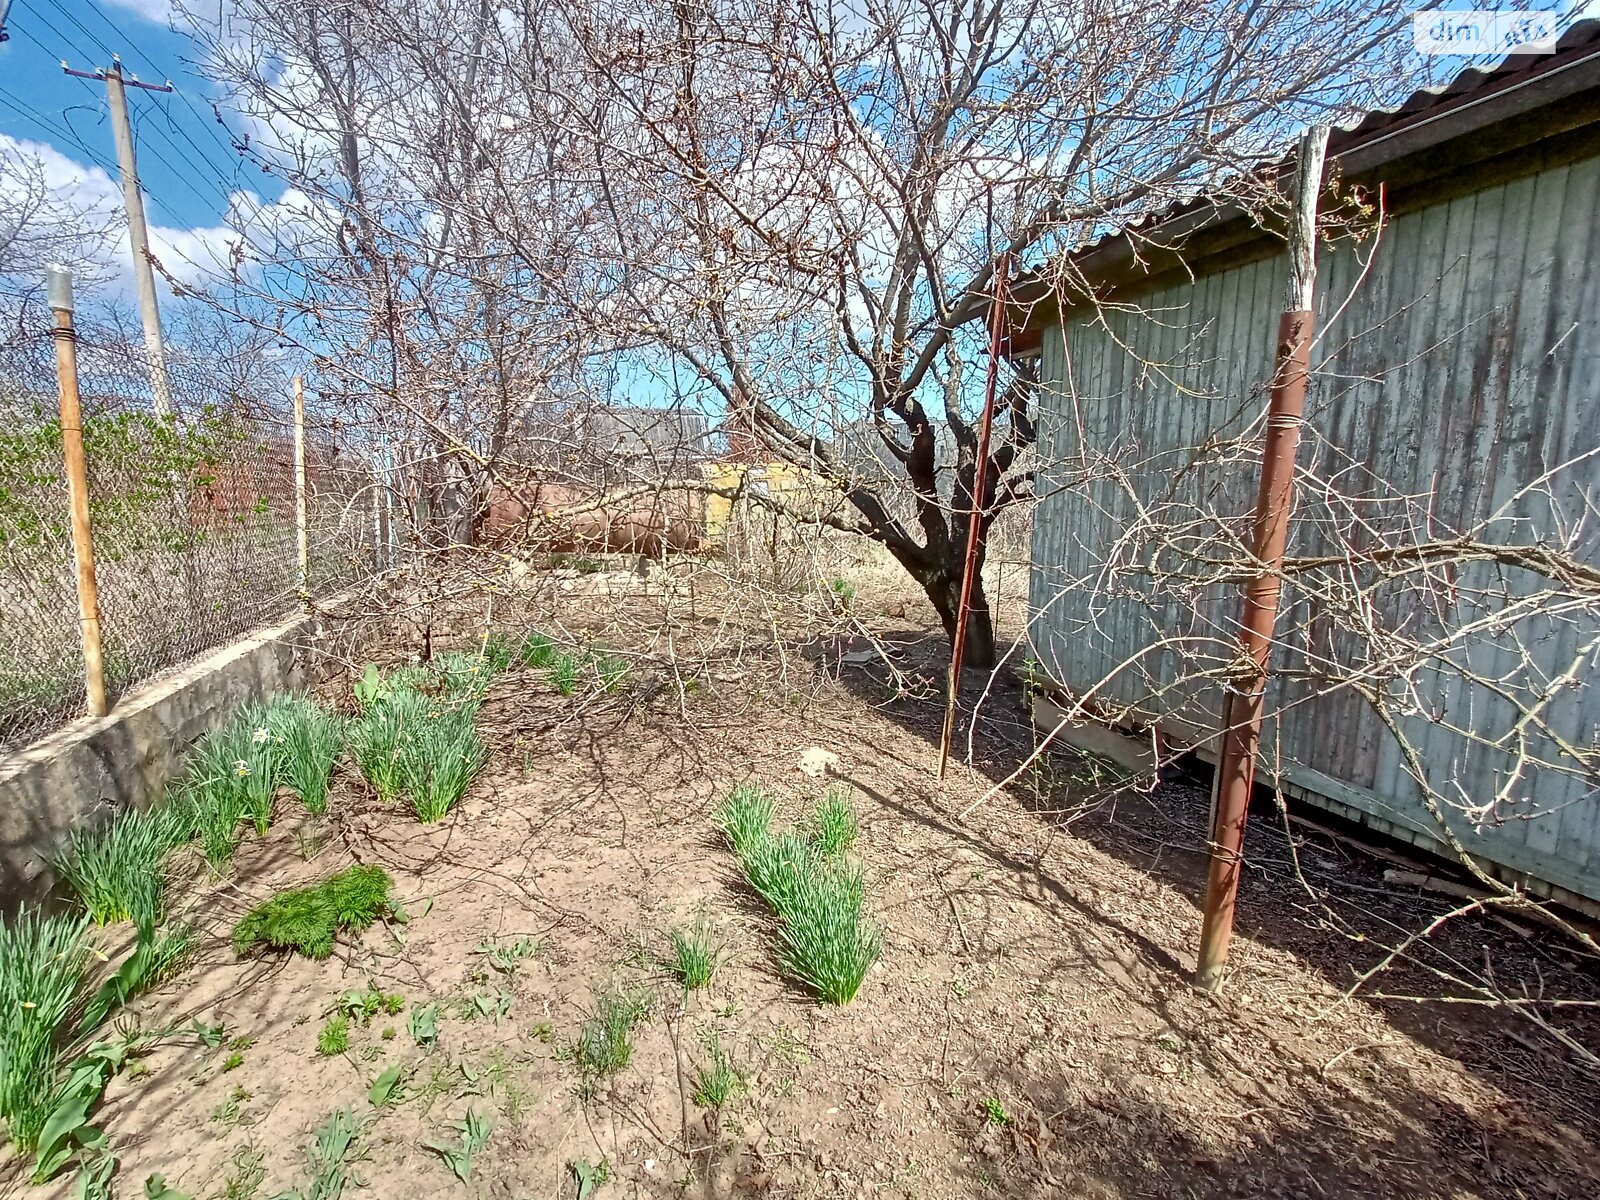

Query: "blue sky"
<box><xmin>0</xmin><ymin>0</ymin><xmax>1587</xmax><ymax>312</ymax></box>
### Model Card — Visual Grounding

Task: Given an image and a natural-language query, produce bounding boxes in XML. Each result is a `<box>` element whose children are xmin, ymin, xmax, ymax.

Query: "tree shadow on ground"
<box><xmin>821</xmin><ymin>627</ymin><xmax>1600</xmax><ymax>1200</ymax></box>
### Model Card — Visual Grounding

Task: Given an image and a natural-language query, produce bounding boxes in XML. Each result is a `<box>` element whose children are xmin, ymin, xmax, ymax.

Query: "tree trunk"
<box><xmin>922</xmin><ymin>567</ymin><xmax>998</xmax><ymax>672</ymax></box>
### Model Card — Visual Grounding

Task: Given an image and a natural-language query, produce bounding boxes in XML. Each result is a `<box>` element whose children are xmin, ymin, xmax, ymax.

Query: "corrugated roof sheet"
<box><xmin>1053</xmin><ymin>19</ymin><xmax>1600</xmax><ymax>265</ymax></box>
<box><xmin>1337</xmin><ymin>17</ymin><xmax>1600</xmax><ymax>143</ymax></box>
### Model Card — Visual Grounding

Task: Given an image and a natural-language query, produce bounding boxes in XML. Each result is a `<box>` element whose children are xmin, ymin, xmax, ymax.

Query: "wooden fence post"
<box><xmin>372</xmin><ymin>462</ymin><xmax>384</xmax><ymax>571</ymax></box>
<box><xmin>293</xmin><ymin>375</ymin><xmax>309</xmax><ymax>609</ymax></box>
<box><xmin>47</xmin><ymin>265</ymin><xmax>109</xmax><ymax>717</ymax></box>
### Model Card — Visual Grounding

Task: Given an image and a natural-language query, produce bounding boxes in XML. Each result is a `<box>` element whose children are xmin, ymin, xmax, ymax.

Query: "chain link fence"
<box><xmin>0</xmin><ymin>324</ymin><xmax>377</xmax><ymax>754</ymax></box>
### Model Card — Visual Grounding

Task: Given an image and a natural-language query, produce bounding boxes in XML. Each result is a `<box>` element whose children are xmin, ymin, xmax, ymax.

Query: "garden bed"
<box><xmin>5</xmin><ymin>562</ymin><xmax>1600</xmax><ymax>1200</ymax></box>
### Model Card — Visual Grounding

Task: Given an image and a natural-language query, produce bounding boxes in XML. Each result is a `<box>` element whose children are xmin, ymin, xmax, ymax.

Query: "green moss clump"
<box><xmin>232</xmin><ymin>865</ymin><xmax>394</xmax><ymax>959</ymax></box>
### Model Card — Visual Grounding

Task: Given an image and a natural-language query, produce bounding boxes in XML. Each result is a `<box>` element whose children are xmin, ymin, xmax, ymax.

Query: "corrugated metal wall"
<box><xmin>1030</xmin><ymin>152</ymin><xmax>1600</xmax><ymax>905</ymax></box>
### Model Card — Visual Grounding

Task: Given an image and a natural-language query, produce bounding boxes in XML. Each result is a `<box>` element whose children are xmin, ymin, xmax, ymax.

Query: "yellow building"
<box><xmin>702</xmin><ymin>460</ymin><xmax>836</xmax><ymax>542</ymax></box>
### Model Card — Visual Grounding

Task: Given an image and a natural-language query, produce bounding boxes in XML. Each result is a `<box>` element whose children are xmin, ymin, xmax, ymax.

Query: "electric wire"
<box><xmin>37</xmin><ymin>0</ymin><xmax>117</xmax><ymax>63</ymax></box>
<box><xmin>0</xmin><ymin>84</ymin><xmax>120</xmax><ymax>176</ymax></box>
<box><xmin>9</xmin><ymin>7</ymin><xmax>99</xmax><ymax>67</ymax></box>
<box><xmin>11</xmin><ymin>1</ymin><xmax>351</xmax><ymax>319</ymax></box>
<box><xmin>24</xmin><ymin>1</ymin><xmax>296</xmax><ymax>290</ymax></box>
<box><xmin>72</xmin><ymin>0</ymin><xmax>255</xmax><ymax>161</ymax></box>
<box><xmin>61</xmin><ymin>0</ymin><xmax>292</xmax><ymax>266</ymax></box>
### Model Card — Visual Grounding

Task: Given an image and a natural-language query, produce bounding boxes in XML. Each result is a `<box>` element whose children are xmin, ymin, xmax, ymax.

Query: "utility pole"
<box><xmin>65</xmin><ymin>56</ymin><xmax>176</xmax><ymax>419</ymax></box>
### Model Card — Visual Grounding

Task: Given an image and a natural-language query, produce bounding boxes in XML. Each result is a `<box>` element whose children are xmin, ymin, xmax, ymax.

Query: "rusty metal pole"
<box><xmin>293</xmin><ymin>374</ymin><xmax>310</xmax><ymax>610</ymax></box>
<box><xmin>48</xmin><ymin>265</ymin><xmax>109</xmax><ymax>718</ymax></box>
<box><xmin>938</xmin><ymin>251</ymin><xmax>1010</xmax><ymax>779</ymax></box>
<box><xmin>1195</xmin><ymin>127</ymin><xmax>1329</xmax><ymax>991</ymax></box>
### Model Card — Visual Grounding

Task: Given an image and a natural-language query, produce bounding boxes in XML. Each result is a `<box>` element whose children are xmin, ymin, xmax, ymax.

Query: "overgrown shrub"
<box><xmin>741</xmin><ymin>831</ymin><xmax>818</xmax><ymax>915</ymax></box>
<box><xmin>350</xmin><ymin>662</ymin><xmax>488</xmax><ymax>819</ymax></box>
<box><xmin>548</xmin><ymin>652</ymin><xmax>579</xmax><ymax>696</ymax></box>
<box><xmin>75</xmin><ymin>924</ymin><xmax>191</xmax><ymax>1034</ymax></box>
<box><xmin>482</xmin><ymin>633</ymin><xmax>514</xmax><ymax>673</ymax></box>
<box><xmin>431</xmin><ymin>650</ymin><xmax>496</xmax><ymax>709</ymax></box>
<box><xmin>232</xmin><ymin>864</ymin><xmax>394</xmax><ymax>960</ymax></box>
<box><xmin>318</xmin><ymin>1014</ymin><xmax>351</xmax><ymax>1056</ymax></box>
<box><xmin>691</xmin><ymin>1034</ymin><xmax>745</xmax><ymax>1110</ymax></box>
<box><xmin>775</xmin><ymin>859</ymin><xmax>879</xmax><ymax>1004</ymax></box>
<box><xmin>226</xmin><ymin>703</ymin><xmax>282</xmax><ymax>834</ymax></box>
<box><xmin>185</xmin><ymin>710</ymin><xmax>279</xmax><ymax>865</ymax></box>
<box><xmin>665</xmin><ymin>919</ymin><xmax>718</xmax><ymax>991</ymax></box>
<box><xmin>353</xmin><ymin>662</ymin><xmax>430</xmax><ymax>713</ymax></box>
<box><xmin>0</xmin><ymin>912</ymin><xmax>186</xmax><ymax>1173</ymax></box>
<box><xmin>591</xmin><ymin>651</ymin><xmax>629</xmax><ymax>692</ymax></box>
<box><xmin>185</xmin><ymin>772</ymin><xmax>243</xmax><ymax>871</ymax></box>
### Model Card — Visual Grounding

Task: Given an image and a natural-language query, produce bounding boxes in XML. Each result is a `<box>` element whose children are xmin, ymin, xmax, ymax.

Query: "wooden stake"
<box><xmin>938</xmin><ymin>250</ymin><xmax>1011</xmax><ymax>780</ymax></box>
<box><xmin>48</xmin><ymin>266</ymin><xmax>108</xmax><ymax>717</ymax></box>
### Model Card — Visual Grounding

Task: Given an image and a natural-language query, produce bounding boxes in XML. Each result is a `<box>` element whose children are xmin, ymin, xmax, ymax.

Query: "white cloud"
<box><xmin>147</xmin><ymin>218</ymin><xmax>242</xmax><ymax>290</ymax></box>
<box><xmin>0</xmin><ymin>135</ymin><xmax>316</xmax><ymax>302</ymax></box>
<box><xmin>0</xmin><ymin>134</ymin><xmax>121</xmax><ymax>289</ymax></box>
<box><xmin>1</xmin><ymin>133</ymin><xmax>121</xmax><ymax>218</ymax></box>
<box><xmin>102</xmin><ymin>0</ymin><xmax>174</xmax><ymax>23</ymax></box>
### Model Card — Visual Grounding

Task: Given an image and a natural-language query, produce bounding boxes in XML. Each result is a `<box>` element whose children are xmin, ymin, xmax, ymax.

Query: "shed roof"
<box><xmin>1002</xmin><ymin>19</ymin><xmax>1600</xmax><ymax>343</ymax></box>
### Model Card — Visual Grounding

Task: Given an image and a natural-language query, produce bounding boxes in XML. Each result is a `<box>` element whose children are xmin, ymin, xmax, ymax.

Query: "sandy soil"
<box><xmin>8</xmin><ymin>561</ymin><xmax>1600</xmax><ymax>1200</ymax></box>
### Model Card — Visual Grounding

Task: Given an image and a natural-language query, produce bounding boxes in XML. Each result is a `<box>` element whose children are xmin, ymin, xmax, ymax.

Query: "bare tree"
<box><xmin>530</xmin><ymin>0</ymin><xmax>1428</xmax><ymax>666</ymax></box>
<box><xmin>179</xmin><ymin>0</ymin><xmax>606</xmax><ymax>543</ymax></box>
<box><xmin>0</xmin><ymin>137</ymin><xmax>117</xmax><ymax>335</ymax></box>
<box><xmin>169</xmin><ymin>0</ymin><xmax>1437</xmax><ymax>665</ymax></box>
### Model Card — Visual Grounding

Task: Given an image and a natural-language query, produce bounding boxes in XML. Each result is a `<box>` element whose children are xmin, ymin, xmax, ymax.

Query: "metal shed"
<box><xmin>1023</xmin><ymin>26</ymin><xmax>1600</xmax><ymax>909</ymax></box>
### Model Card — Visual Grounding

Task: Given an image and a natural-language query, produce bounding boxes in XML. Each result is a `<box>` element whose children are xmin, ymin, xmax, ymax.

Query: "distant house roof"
<box><xmin>581</xmin><ymin>406</ymin><xmax>713</xmax><ymax>459</ymax></box>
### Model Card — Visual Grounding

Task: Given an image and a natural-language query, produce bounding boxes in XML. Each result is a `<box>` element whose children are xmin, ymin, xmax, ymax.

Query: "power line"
<box><xmin>26</xmin><ymin>0</ymin><xmax>248</xmax><ymax>224</ymax></box>
<box><xmin>38</xmin><ymin>0</ymin><xmax>116</xmax><ymax>62</ymax></box>
<box><xmin>112</xmin><ymin>91</ymin><xmax>331</xmax><ymax>296</ymax></box>
<box><xmin>130</xmin><ymin>89</ymin><xmax>259</xmax><ymax>203</ymax></box>
<box><xmin>3</xmin><ymin>21</ymin><xmax>106</xmax><ymax>114</ymax></box>
<box><xmin>24</xmin><ymin>17</ymin><xmax>283</xmax><ymax>261</ymax></box>
<box><xmin>12</xmin><ymin>9</ymin><xmax>98</xmax><ymax>66</ymax></box>
<box><xmin>50</xmin><ymin>0</ymin><xmax>288</xmax><ymax>254</ymax></box>
<box><xmin>123</xmin><ymin>92</ymin><xmax>240</xmax><ymax>215</ymax></box>
<box><xmin>0</xmin><ymin>85</ymin><xmax>121</xmax><ymax>176</ymax></box>
<box><xmin>11</xmin><ymin>3</ymin><xmax>340</xmax><ymax>304</ymax></box>
<box><xmin>3</xmin><ymin>61</ymin><xmax>251</xmax><ymax>250</ymax></box>
<box><xmin>122</xmin><ymin>91</ymin><xmax>305</xmax><ymax>285</ymax></box>
<box><xmin>71</xmin><ymin>0</ymin><xmax>245</xmax><ymax>161</ymax></box>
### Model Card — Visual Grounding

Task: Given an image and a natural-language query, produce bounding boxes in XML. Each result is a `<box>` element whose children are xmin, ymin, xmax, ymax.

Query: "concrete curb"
<box><xmin>0</xmin><ymin>606</ymin><xmax>321</xmax><ymax>907</ymax></box>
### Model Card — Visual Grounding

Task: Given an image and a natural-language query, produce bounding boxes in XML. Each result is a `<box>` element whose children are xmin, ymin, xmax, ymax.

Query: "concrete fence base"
<box><xmin>0</xmin><ymin>606</ymin><xmax>325</xmax><ymax>909</ymax></box>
